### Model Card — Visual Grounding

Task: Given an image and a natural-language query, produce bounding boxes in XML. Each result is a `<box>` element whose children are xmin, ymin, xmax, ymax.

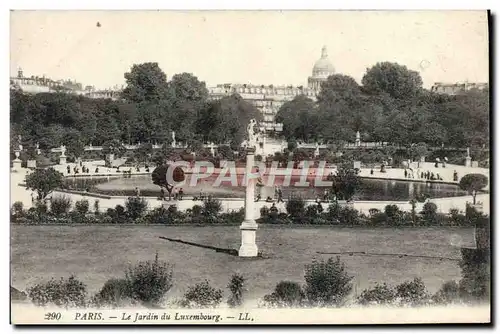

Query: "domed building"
<box><xmin>308</xmin><ymin>46</ymin><xmax>335</xmax><ymax>90</ymax></box>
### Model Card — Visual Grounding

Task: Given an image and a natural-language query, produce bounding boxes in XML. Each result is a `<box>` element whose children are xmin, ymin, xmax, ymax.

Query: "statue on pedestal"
<box><xmin>210</xmin><ymin>142</ymin><xmax>215</xmax><ymax>157</ymax></box>
<box><xmin>60</xmin><ymin>145</ymin><xmax>66</xmax><ymax>156</ymax></box>
<box><xmin>171</xmin><ymin>131</ymin><xmax>176</xmax><ymax>148</ymax></box>
<box><xmin>247</xmin><ymin>119</ymin><xmax>258</xmax><ymax>149</ymax></box>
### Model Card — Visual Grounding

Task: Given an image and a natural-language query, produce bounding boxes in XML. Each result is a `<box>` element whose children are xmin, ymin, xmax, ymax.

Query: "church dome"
<box><xmin>312</xmin><ymin>46</ymin><xmax>335</xmax><ymax>77</ymax></box>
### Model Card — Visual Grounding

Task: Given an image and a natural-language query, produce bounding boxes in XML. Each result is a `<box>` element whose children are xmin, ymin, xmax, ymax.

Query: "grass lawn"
<box><xmin>11</xmin><ymin>225</ymin><xmax>475</xmax><ymax>303</ymax></box>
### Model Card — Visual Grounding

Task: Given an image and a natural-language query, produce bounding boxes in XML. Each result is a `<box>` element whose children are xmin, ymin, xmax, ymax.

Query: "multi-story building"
<box><xmin>11</xmin><ymin>45</ymin><xmax>337</xmax><ymax>122</ymax></box>
<box><xmin>431</xmin><ymin>81</ymin><xmax>489</xmax><ymax>95</ymax></box>
<box><xmin>10</xmin><ymin>68</ymin><xmax>122</xmax><ymax>100</ymax></box>
<box><xmin>208</xmin><ymin>46</ymin><xmax>336</xmax><ymax>132</ymax></box>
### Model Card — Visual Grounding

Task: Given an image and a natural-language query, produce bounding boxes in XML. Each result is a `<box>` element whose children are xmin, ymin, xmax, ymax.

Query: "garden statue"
<box><xmin>60</xmin><ymin>145</ymin><xmax>66</xmax><ymax>156</ymax></box>
<box><xmin>210</xmin><ymin>142</ymin><xmax>215</xmax><ymax>157</ymax></box>
<box><xmin>247</xmin><ymin>119</ymin><xmax>258</xmax><ymax>149</ymax></box>
<box><xmin>171</xmin><ymin>131</ymin><xmax>176</xmax><ymax>148</ymax></box>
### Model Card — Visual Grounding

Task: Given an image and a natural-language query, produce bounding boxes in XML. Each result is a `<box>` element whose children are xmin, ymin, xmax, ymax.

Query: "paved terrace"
<box><xmin>11</xmin><ymin>161</ymin><xmax>489</xmax><ymax>216</ymax></box>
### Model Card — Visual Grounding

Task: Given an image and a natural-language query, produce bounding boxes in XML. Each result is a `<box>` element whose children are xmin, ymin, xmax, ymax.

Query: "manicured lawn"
<box><xmin>11</xmin><ymin>225</ymin><xmax>475</xmax><ymax>302</ymax></box>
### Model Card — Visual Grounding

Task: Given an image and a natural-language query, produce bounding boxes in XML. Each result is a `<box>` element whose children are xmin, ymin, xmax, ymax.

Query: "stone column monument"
<box><xmin>239</xmin><ymin>119</ymin><xmax>259</xmax><ymax>257</ymax></box>
<box><xmin>355</xmin><ymin>131</ymin><xmax>361</xmax><ymax>147</ymax></box>
<box><xmin>465</xmin><ymin>147</ymin><xmax>472</xmax><ymax>167</ymax></box>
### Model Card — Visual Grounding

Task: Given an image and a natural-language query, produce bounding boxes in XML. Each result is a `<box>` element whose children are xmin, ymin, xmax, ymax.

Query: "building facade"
<box><xmin>11</xmin><ymin>45</ymin><xmax>337</xmax><ymax>124</ymax></box>
<box><xmin>208</xmin><ymin>46</ymin><xmax>336</xmax><ymax>132</ymax></box>
<box><xmin>10</xmin><ymin>68</ymin><xmax>122</xmax><ymax>100</ymax></box>
<box><xmin>431</xmin><ymin>81</ymin><xmax>489</xmax><ymax>95</ymax></box>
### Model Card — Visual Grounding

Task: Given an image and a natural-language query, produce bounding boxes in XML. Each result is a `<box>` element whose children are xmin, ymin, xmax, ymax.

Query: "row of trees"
<box><xmin>10</xmin><ymin>62</ymin><xmax>261</xmax><ymax>160</ymax></box>
<box><xmin>10</xmin><ymin>61</ymin><xmax>489</xmax><ymax>163</ymax></box>
<box><xmin>276</xmin><ymin>62</ymin><xmax>489</xmax><ymax>149</ymax></box>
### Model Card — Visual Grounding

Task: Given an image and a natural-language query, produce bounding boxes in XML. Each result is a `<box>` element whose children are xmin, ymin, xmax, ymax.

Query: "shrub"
<box><xmin>125</xmin><ymin>252</ymin><xmax>174</xmax><ymax>307</ymax></box>
<box><xmin>421</xmin><ymin>202</ymin><xmax>438</xmax><ymax>225</ymax></box>
<box><xmin>325</xmin><ymin>203</ymin><xmax>341</xmax><ymax>223</ymax></box>
<box><xmin>180</xmin><ymin>280</ymin><xmax>223</xmax><ymax>308</ymax></box>
<box><xmin>35</xmin><ymin>201</ymin><xmax>48</xmax><ymax>215</ymax></box>
<box><xmin>74</xmin><ymin>199</ymin><xmax>90</xmax><ymax>215</ymax></box>
<box><xmin>50</xmin><ymin>196</ymin><xmax>72</xmax><ymax>216</ymax></box>
<box><xmin>357</xmin><ymin>283</ymin><xmax>396</xmax><ymax>306</ymax></box>
<box><xmin>432</xmin><ymin>280</ymin><xmax>461</xmax><ymax>305</ymax></box>
<box><xmin>12</xmin><ymin>201</ymin><xmax>24</xmax><ymax>216</ymax></box>
<box><xmin>92</xmin><ymin>278</ymin><xmax>134</xmax><ymax>308</ymax></box>
<box><xmin>11</xmin><ymin>286</ymin><xmax>27</xmax><ymax>301</ymax></box>
<box><xmin>369</xmin><ymin>212</ymin><xmax>388</xmax><ymax>226</ymax></box>
<box><xmin>304</xmin><ymin>257</ymin><xmax>353</xmax><ymax>307</ymax></box>
<box><xmin>145</xmin><ymin>207</ymin><xmax>171</xmax><ymax>224</ymax></box>
<box><xmin>94</xmin><ymin>200</ymin><xmax>100</xmax><ymax>215</ymax></box>
<box><xmin>395</xmin><ymin>278</ymin><xmax>429</xmax><ymax>306</ymax></box>
<box><xmin>27</xmin><ymin>275</ymin><xmax>87</xmax><ymax>308</ymax></box>
<box><xmin>459</xmin><ymin>247</ymin><xmax>490</xmax><ymax>303</ymax></box>
<box><xmin>190</xmin><ymin>205</ymin><xmax>203</xmax><ymax>217</ymax></box>
<box><xmin>202</xmin><ymin>196</ymin><xmax>222</xmax><ymax>217</ymax></box>
<box><xmin>125</xmin><ymin>196</ymin><xmax>148</xmax><ymax>220</ymax></box>
<box><xmin>260</xmin><ymin>206</ymin><xmax>270</xmax><ymax>217</ymax></box>
<box><xmin>286</xmin><ymin>196</ymin><xmax>306</xmax><ymax>220</ymax></box>
<box><xmin>305</xmin><ymin>205</ymin><xmax>319</xmax><ymax>218</ymax></box>
<box><xmin>338</xmin><ymin>206</ymin><xmax>361</xmax><ymax>225</ymax></box>
<box><xmin>219</xmin><ymin>208</ymin><xmax>245</xmax><ymax>225</ymax></box>
<box><xmin>263</xmin><ymin>281</ymin><xmax>305</xmax><ymax>307</ymax></box>
<box><xmin>384</xmin><ymin>204</ymin><xmax>402</xmax><ymax>225</ymax></box>
<box><xmin>227</xmin><ymin>274</ymin><xmax>245</xmax><ymax>308</ymax></box>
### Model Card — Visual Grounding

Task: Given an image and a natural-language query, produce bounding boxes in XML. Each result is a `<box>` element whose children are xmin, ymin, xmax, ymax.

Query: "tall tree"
<box><xmin>122</xmin><ymin>62</ymin><xmax>168</xmax><ymax>103</ymax></box>
<box><xmin>276</xmin><ymin>95</ymin><xmax>318</xmax><ymax>142</ymax></box>
<box><xmin>362</xmin><ymin>62</ymin><xmax>423</xmax><ymax>100</ymax></box>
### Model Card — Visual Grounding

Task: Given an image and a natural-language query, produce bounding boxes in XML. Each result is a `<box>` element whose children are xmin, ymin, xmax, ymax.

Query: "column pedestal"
<box><xmin>12</xmin><ymin>159</ymin><xmax>22</xmax><ymax>171</ymax></box>
<box><xmin>59</xmin><ymin>154</ymin><xmax>67</xmax><ymax>165</ymax></box>
<box><xmin>465</xmin><ymin>156</ymin><xmax>472</xmax><ymax>167</ymax></box>
<box><xmin>239</xmin><ymin>147</ymin><xmax>259</xmax><ymax>257</ymax></box>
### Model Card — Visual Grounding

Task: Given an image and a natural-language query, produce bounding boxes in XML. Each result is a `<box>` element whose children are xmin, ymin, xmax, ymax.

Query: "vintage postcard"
<box><xmin>9</xmin><ymin>10</ymin><xmax>491</xmax><ymax>325</ymax></box>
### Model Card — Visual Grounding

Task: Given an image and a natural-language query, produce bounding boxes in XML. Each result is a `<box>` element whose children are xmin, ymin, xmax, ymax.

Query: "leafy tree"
<box><xmin>198</xmin><ymin>94</ymin><xmax>261</xmax><ymax>146</ymax></box>
<box><xmin>276</xmin><ymin>95</ymin><xmax>318</xmax><ymax>142</ymax></box>
<box><xmin>317</xmin><ymin>74</ymin><xmax>361</xmax><ymax>104</ymax></box>
<box><xmin>329</xmin><ymin>167</ymin><xmax>361</xmax><ymax>202</ymax></box>
<box><xmin>459</xmin><ymin>174</ymin><xmax>488</xmax><ymax>205</ymax></box>
<box><xmin>25</xmin><ymin>168</ymin><xmax>64</xmax><ymax>200</ymax></box>
<box><xmin>151</xmin><ymin>164</ymin><xmax>186</xmax><ymax>200</ymax></box>
<box><xmin>64</xmin><ymin>129</ymin><xmax>86</xmax><ymax>160</ymax></box>
<box><xmin>362</xmin><ymin>62</ymin><xmax>423</xmax><ymax>100</ymax></box>
<box><xmin>102</xmin><ymin>139</ymin><xmax>126</xmax><ymax>159</ymax></box>
<box><xmin>122</xmin><ymin>62</ymin><xmax>168</xmax><ymax>103</ymax></box>
<box><xmin>409</xmin><ymin>142</ymin><xmax>428</xmax><ymax>161</ymax></box>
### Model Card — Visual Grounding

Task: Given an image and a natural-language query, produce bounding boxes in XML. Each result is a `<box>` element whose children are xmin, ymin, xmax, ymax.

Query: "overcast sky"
<box><xmin>10</xmin><ymin>10</ymin><xmax>489</xmax><ymax>89</ymax></box>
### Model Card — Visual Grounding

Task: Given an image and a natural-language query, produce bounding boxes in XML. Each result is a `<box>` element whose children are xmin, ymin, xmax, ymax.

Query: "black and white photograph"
<box><xmin>9</xmin><ymin>9</ymin><xmax>491</xmax><ymax>325</ymax></box>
